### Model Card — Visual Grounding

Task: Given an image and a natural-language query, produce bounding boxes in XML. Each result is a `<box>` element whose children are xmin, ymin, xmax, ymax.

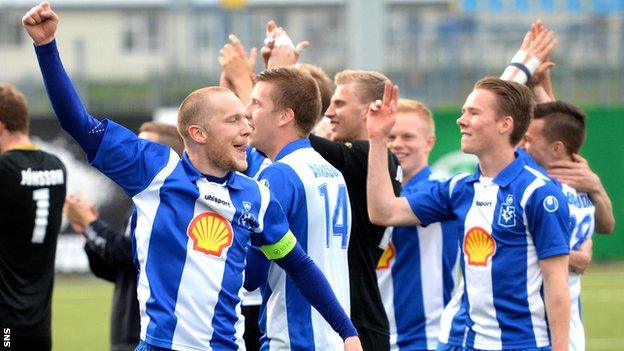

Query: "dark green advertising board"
<box><xmin>428</xmin><ymin>107</ymin><xmax>623</xmax><ymax>261</ymax></box>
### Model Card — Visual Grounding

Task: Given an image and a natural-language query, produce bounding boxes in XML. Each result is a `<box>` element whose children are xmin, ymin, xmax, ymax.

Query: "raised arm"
<box><xmin>366</xmin><ymin>80</ymin><xmax>418</xmax><ymax>226</ymax></box>
<box><xmin>23</xmin><ymin>1</ymin><xmax>104</xmax><ymax>159</ymax></box>
<box><xmin>548</xmin><ymin>154</ymin><xmax>615</xmax><ymax>233</ymax></box>
<box><xmin>218</xmin><ymin>34</ymin><xmax>257</xmax><ymax>105</ymax></box>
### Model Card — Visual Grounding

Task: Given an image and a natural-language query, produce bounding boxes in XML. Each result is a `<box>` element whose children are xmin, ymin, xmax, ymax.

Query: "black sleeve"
<box><xmin>309</xmin><ymin>134</ymin><xmax>347</xmax><ymax>171</ymax></box>
<box><xmin>83</xmin><ymin>219</ymin><xmax>134</xmax><ymax>269</ymax></box>
<box><xmin>84</xmin><ymin>244</ymin><xmax>117</xmax><ymax>283</ymax></box>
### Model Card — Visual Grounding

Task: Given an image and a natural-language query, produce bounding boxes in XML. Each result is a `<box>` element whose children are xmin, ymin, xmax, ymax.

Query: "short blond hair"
<box><xmin>334</xmin><ymin>70</ymin><xmax>388</xmax><ymax>105</ymax></box>
<box><xmin>397</xmin><ymin>99</ymin><xmax>435</xmax><ymax>135</ymax></box>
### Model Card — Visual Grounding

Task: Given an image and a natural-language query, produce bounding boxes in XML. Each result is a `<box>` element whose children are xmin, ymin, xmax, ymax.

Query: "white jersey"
<box><xmin>561</xmin><ymin>183</ymin><xmax>595</xmax><ymax>351</ymax></box>
<box><xmin>258</xmin><ymin>139</ymin><xmax>351</xmax><ymax>351</ymax></box>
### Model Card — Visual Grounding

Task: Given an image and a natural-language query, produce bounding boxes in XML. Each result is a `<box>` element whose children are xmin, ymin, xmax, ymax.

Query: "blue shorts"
<box><xmin>436</xmin><ymin>341</ymin><xmax>552</xmax><ymax>351</ymax></box>
<box><xmin>134</xmin><ymin>340</ymin><xmax>172</xmax><ymax>351</ymax></box>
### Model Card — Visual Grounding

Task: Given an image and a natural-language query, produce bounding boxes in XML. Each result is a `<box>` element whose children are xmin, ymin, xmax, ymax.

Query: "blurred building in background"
<box><xmin>1</xmin><ymin>0</ymin><xmax>623</xmax><ymax>116</ymax></box>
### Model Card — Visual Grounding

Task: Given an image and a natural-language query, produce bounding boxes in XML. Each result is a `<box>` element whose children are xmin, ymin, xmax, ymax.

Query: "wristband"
<box><xmin>500</xmin><ymin>50</ymin><xmax>542</xmax><ymax>84</ymax></box>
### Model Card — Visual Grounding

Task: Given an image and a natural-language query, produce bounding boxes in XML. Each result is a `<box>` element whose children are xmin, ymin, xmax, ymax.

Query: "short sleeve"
<box><xmin>526</xmin><ymin>184</ymin><xmax>571</xmax><ymax>260</ymax></box>
<box><xmin>91</xmin><ymin>120</ymin><xmax>177</xmax><ymax>197</ymax></box>
<box><xmin>406</xmin><ymin>178</ymin><xmax>455</xmax><ymax>226</ymax></box>
<box><xmin>257</xmin><ymin>164</ymin><xmax>298</xmax><ymax>219</ymax></box>
<box><xmin>251</xmin><ymin>180</ymin><xmax>292</xmax><ymax>248</ymax></box>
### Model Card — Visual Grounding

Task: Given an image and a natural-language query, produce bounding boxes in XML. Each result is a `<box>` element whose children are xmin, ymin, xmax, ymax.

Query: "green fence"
<box><xmin>428</xmin><ymin>107</ymin><xmax>623</xmax><ymax>261</ymax></box>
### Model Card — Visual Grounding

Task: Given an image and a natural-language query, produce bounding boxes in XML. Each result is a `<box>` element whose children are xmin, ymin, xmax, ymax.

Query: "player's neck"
<box><xmin>0</xmin><ymin>132</ymin><xmax>32</xmax><ymax>153</ymax></box>
<box><xmin>401</xmin><ymin>163</ymin><xmax>428</xmax><ymax>185</ymax></box>
<box><xmin>478</xmin><ymin>147</ymin><xmax>515</xmax><ymax>178</ymax></box>
<box><xmin>266</xmin><ymin>130</ymin><xmax>302</xmax><ymax>162</ymax></box>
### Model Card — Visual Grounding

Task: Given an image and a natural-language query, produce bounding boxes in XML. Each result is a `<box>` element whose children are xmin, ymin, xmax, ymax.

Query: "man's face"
<box><xmin>247</xmin><ymin>81</ymin><xmax>281</xmax><ymax>155</ymax></box>
<box><xmin>456</xmin><ymin>89</ymin><xmax>505</xmax><ymax>156</ymax></box>
<box><xmin>523</xmin><ymin>118</ymin><xmax>553</xmax><ymax>168</ymax></box>
<box><xmin>389</xmin><ymin>112</ymin><xmax>433</xmax><ymax>180</ymax></box>
<box><xmin>325</xmin><ymin>83</ymin><xmax>368</xmax><ymax>142</ymax></box>
<box><xmin>202</xmin><ymin>92</ymin><xmax>251</xmax><ymax>172</ymax></box>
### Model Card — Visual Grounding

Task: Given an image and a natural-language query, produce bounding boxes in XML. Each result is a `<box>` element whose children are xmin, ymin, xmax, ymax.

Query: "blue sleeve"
<box><xmin>90</xmin><ymin>122</ymin><xmax>175</xmax><ymax>197</ymax></box>
<box><xmin>250</xmin><ymin>184</ymin><xmax>291</xmax><ymax>247</ymax></box>
<box><xmin>35</xmin><ymin>40</ymin><xmax>105</xmax><ymax>161</ymax></box>
<box><xmin>406</xmin><ymin>178</ymin><xmax>455</xmax><ymax>226</ymax></box>
<box><xmin>257</xmin><ymin>164</ymin><xmax>298</xmax><ymax>217</ymax></box>
<box><xmin>243</xmin><ymin>246</ymin><xmax>270</xmax><ymax>291</ymax></box>
<box><xmin>274</xmin><ymin>243</ymin><xmax>358</xmax><ymax>340</ymax></box>
<box><xmin>526</xmin><ymin>184</ymin><xmax>571</xmax><ymax>260</ymax></box>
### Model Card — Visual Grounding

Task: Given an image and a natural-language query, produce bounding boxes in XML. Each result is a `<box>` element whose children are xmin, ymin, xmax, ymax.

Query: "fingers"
<box><xmin>294</xmin><ymin>41</ymin><xmax>309</xmax><ymax>55</ymax></box>
<box><xmin>520</xmin><ymin>30</ymin><xmax>532</xmax><ymax>50</ymax></box>
<box><xmin>572</xmin><ymin>153</ymin><xmax>588</xmax><ymax>164</ymax></box>
<box><xmin>248</xmin><ymin>47</ymin><xmax>258</xmax><ymax>66</ymax></box>
<box><xmin>382</xmin><ymin>80</ymin><xmax>392</xmax><ymax>106</ymax></box>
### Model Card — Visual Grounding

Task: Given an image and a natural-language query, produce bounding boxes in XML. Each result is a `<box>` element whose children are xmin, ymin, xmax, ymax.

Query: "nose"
<box><xmin>325</xmin><ymin>104</ymin><xmax>336</xmax><ymax>118</ymax></box>
<box><xmin>456</xmin><ymin>113</ymin><xmax>468</xmax><ymax>127</ymax></box>
<box><xmin>241</xmin><ymin>117</ymin><xmax>253</xmax><ymax>136</ymax></box>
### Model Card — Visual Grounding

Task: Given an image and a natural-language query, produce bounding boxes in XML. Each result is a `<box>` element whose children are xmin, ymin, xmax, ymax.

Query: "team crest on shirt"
<box><xmin>376</xmin><ymin>242</ymin><xmax>395</xmax><ymax>270</ymax></box>
<box><xmin>543</xmin><ymin>195</ymin><xmax>559</xmax><ymax>212</ymax></box>
<box><xmin>187</xmin><ymin>211</ymin><xmax>233</xmax><ymax>256</ymax></box>
<box><xmin>238</xmin><ymin>201</ymin><xmax>259</xmax><ymax>230</ymax></box>
<box><xmin>497</xmin><ymin>194</ymin><xmax>516</xmax><ymax>228</ymax></box>
<box><xmin>464</xmin><ymin>227</ymin><xmax>496</xmax><ymax>266</ymax></box>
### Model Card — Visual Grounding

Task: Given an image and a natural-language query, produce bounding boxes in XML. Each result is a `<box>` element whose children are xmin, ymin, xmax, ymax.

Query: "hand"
<box><xmin>344</xmin><ymin>336</ymin><xmax>363</xmax><ymax>351</ymax></box>
<box><xmin>548</xmin><ymin>154</ymin><xmax>602</xmax><ymax>194</ymax></box>
<box><xmin>519</xmin><ymin>22</ymin><xmax>557</xmax><ymax>63</ymax></box>
<box><xmin>526</xmin><ymin>21</ymin><xmax>556</xmax><ymax>100</ymax></box>
<box><xmin>366</xmin><ymin>80</ymin><xmax>399</xmax><ymax>141</ymax></box>
<box><xmin>218</xmin><ymin>34</ymin><xmax>257</xmax><ymax>88</ymax></box>
<box><xmin>63</xmin><ymin>194</ymin><xmax>99</xmax><ymax>235</ymax></box>
<box><xmin>261</xmin><ymin>20</ymin><xmax>309</xmax><ymax>69</ymax></box>
<box><xmin>22</xmin><ymin>1</ymin><xmax>58</xmax><ymax>46</ymax></box>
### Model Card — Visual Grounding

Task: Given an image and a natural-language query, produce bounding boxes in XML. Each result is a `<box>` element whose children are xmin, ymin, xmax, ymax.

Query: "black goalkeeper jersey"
<box><xmin>0</xmin><ymin>146</ymin><xmax>66</xmax><ymax>337</ymax></box>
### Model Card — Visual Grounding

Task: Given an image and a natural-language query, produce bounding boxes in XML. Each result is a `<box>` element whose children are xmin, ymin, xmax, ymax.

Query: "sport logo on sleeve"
<box><xmin>238</xmin><ymin>201</ymin><xmax>259</xmax><ymax>230</ymax></box>
<box><xmin>464</xmin><ymin>227</ymin><xmax>496</xmax><ymax>266</ymax></box>
<box><xmin>498</xmin><ymin>194</ymin><xmax>516</xmax><ymax>227</ymax></box>
<box><xmin>187</xmin><ymin>211</ymin><xmax>233</xmax><ymax>256</ymax></box>
<box><xmin>543</xmin><ymin>195</ymin><xmax>559</xmax><ymax>212</ymax></box>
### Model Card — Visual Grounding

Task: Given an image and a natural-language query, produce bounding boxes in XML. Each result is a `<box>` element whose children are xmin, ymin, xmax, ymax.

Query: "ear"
<box><xmin>424</xmin><ymin>134</ymin><xmax>436</xmax><ymax>153</ymax></box>
<box><xmin>498</xmin><ymin>116</ymin><xmax>514</xmax><ymax>135</ymax></box>
<box><xmin>278</xmin><ymin>108</ymin><xmax>295</xmax><ymax>128</ymax></box>
<box><xmin>187</xmin><ymin>124</ymin><xmax>208</xmax><ymax>144</ymax></box>
<box><xmin>552</xmin><ymin>140</ymin><xmax>567</xmax><ymax>157</ymax></box>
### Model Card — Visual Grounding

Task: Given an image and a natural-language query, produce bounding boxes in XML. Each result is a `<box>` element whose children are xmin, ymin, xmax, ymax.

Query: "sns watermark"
<box><xmin>3</xmin><ymin>328</ymin><xmax>9</xmax><ymax>348</ymax></box>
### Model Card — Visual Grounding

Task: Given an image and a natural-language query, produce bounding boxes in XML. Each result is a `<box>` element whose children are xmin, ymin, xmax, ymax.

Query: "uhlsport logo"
<box><xmin>376</xmin><ymin>242</ymin><xmax>396</xmax><ymax>270</ymax></box>
<box><xmin>187</xmin><ymin>211</ymin><xmax>233</xmax><ymax>256</ymax></box>
<box><xmin>543</xmin><ymin>195</ymin><xmax>559</xmax><ymax>212</ymax></box>
<box><xmin>464</xmin><ymin>226</ymin><xmax>496</xmax><ymax>266</ymax></box>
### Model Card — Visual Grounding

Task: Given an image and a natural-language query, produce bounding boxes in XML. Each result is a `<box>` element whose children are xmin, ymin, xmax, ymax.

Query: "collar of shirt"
<box><xmin>403</xmin><ymin>165</ymin><xmax>432</xmax><ymax>190</ymax></box>
<box><xmin>465</xmin><ymin>151</ymin><xmax>525</xmax><ymax>187</ymax></box>
<box><xmin>180</xmin><ymin>151</ymin><xmax>245</xmax><ymax>190</ymax></box>
<box><xmin>274</xmin><ymin>138</ymin><xmax>311</xmax><ymax>161</ymax></box>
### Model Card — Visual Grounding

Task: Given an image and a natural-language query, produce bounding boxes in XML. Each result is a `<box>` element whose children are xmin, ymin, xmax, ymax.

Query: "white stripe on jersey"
<box><xmin>464</xmin><ymin>179</ymin><xmax>502</xmax><ymax>348</ymax></box>
<box><xmin>520</xmin><ymin>176</ymin><xmax>549</xmax><ymax>348</ymax></box>
<box><xmin>419</xmin><ymin>222</ymin><xmax>445</xmax><ymax>350</ymax></box>
<box><xmin>438</xmin><ymin>279</ymin><xmax>465</xmax><ymax>345</ymax></box>
<box><xmin>171</xmin><ymin>178</ymin><xmax>240</xmax><ymax>350</ymax></box>
<box><xmin>134</xmin><ymin>149</ymin><xmax>180</xmax><ymax>341</ymax></box>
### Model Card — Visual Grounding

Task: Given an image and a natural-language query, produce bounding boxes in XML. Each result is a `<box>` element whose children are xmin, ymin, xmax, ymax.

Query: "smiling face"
<box><xmin>325</xmin><ymin>83</ymin><xmax>368</xmax><ymax>142</ymax></box>
<box><xmin>456</xmin><ymin>88</ymin><xmax>508</xmax><ymax>157</ymax></box>
<box><xmin>200</xmin><ymin>91</ymin><xmax>251</xmax><ymax>173</ymax></box>
<box><xmin>389</xmin><ymin>112</ymin><xmax>434</xmax><ymax>181</ymax></box>
<box><xmin>246</xmin><ymin>81</ymin><xmax>282</xmax><ymax>157</ymax></box>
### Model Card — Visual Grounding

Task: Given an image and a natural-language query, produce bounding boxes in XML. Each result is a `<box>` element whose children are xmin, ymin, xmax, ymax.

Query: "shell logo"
<box><xmin>464</xmin><ymin>227</ymin><xmax>496</xmax><ymax>266</ymax></box>
<box><xmin>187</xmin><ymin>211</ymin><xmax>233</xmax><ymax>257</ymax></box>
<box><xmin>377</xmin><ymin>242</ymin><xmax>395</xmax><ymax>269</ymax></box>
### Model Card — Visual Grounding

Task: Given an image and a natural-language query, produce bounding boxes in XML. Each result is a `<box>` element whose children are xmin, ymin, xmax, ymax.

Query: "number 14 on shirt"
<box><xmin>318</xmin><ymin>184</ymin><xmax>349</xmax><ymax>249</ymax></box>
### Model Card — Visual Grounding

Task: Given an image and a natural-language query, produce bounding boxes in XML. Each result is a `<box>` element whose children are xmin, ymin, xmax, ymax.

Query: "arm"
<box><xmin>366</xmin><ymin>81</ymin><xmax>419</xmax><ymax>226</ymax></box>
<box><xmin>243</xmin><ymin>246</ymin><xmax>270</xmax><ymax>291</ymax></box>
<box><xmin>548</xmin><ymin>154</ymin><xmax>615</xmax><ymax>233</ymax></box>
<box><xmin>569</xmin><ymin>238</ymin><xmax>593</xmax><ymax>274</ymax></box>
<box><xmin>218</xmin><ymin>34</ymin><xmax>257</xmax><ymax>105</ymax></box>
<box><xmin>539</xmin><ymin>255</ymin><xmax>570</xmax><ymax>351</ymax></box>
<box><xmin>23</xmin><ymin>2</ymin><xmax>105</xmax><ymax>160</ymax></box>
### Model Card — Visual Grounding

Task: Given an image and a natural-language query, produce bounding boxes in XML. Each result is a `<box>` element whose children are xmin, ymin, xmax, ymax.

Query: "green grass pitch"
<box><xmin>51</xmin><ymin>262</ymin><xmax>624</xmax><ymax>350</ymax></box>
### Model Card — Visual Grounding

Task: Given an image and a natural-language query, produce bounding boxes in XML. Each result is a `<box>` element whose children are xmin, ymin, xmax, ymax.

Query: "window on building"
<box><xmin>122</xmin><ymin>13</ymin><xmax>161</xmax><ymax>53</ymax></box>
<box><xmin>0</xmin><ymin>12</ymin><xmax>23</xmax><ymax>47</ymax></box>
